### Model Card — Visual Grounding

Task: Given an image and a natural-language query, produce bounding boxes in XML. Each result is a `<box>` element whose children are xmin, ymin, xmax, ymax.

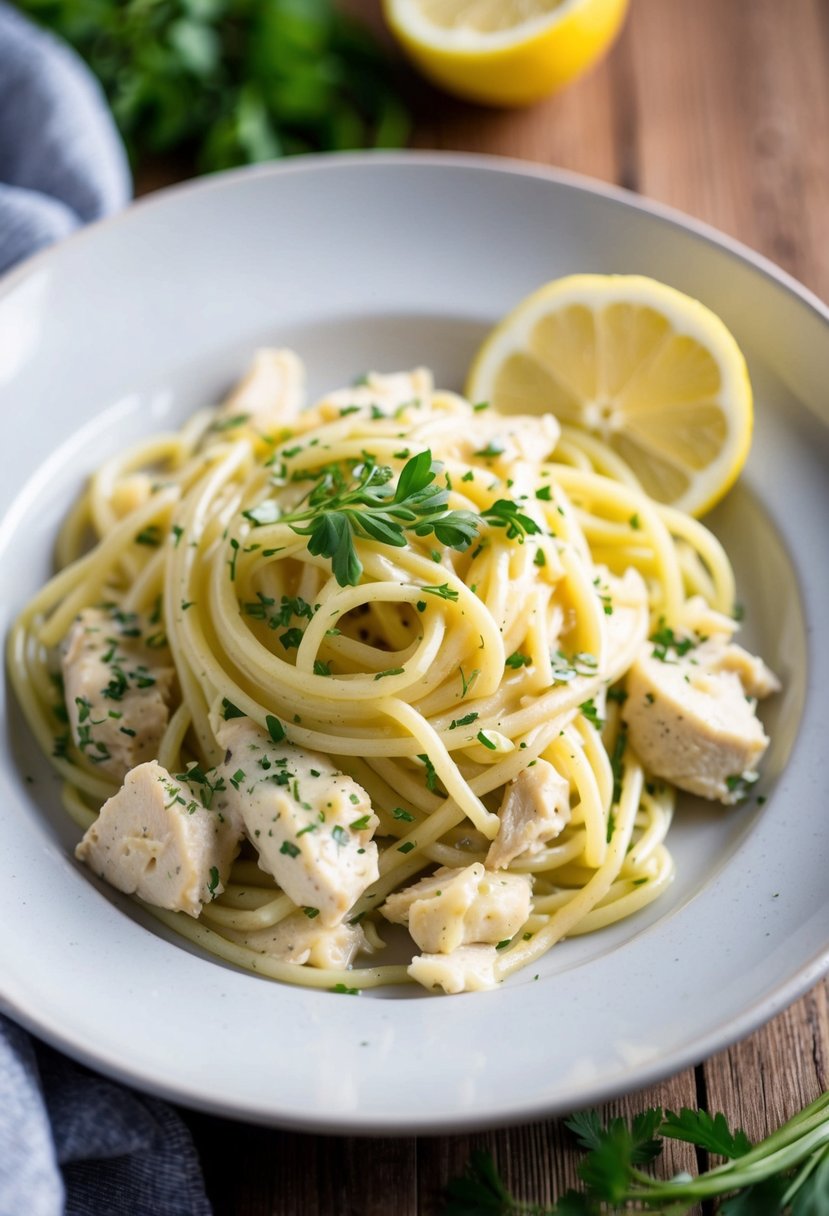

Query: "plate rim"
<box><xmin>2</xmin><ymin>148</ymin><xmax>827</xmax><ymax>322</ymax></box>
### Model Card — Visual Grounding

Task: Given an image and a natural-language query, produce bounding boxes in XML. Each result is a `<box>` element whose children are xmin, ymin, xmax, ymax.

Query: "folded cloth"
<box><xmin>0</xmin><ymin>9</ymin><xmax>212</xmax><ymax>1214</ymax></box>
<box><xmin>0</xmin><ymin>1017</ymin><xmax>212</xmax><ymax>1216</ymax></box>
<box><xmin>0</xmin><ymin>1</ymin><xmax>131</xmax><ymax>276</ymax></box>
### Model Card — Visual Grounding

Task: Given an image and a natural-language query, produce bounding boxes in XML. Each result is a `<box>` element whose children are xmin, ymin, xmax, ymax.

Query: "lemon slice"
<box><xmin>466</xmin><ymin>275</ymin><xmax>753</xmax><ymax>516</ymax></box>
<box><xmin>382</xmin><ymin>0</ymin><xmax>629</xmax><ymax>107</ymax></box>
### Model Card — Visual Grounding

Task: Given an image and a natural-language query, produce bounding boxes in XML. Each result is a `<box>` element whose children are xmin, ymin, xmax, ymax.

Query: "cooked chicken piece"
<box><xmin>62</xmin><ymin>607</ymin><xmax>174</xmax><ymax>782</ymax></box>
<box><xmin>317</xmin><ymin>367</ymin><xmax>434</xmax><ymax>418</ymax></box>
<box><xmin>381</xmin><ymin>863</ymin><xmax>531</xmax><ymax>954</ymax></box>
<box><xmin>408</xmin><ymin>944</ymin><xmax>499</xmax><ymax>994</ymax></box>
<box><xmin>465</xmin><ymin>411</ymin><xmax>560</xmax><ymax>464</ymax></box>
<box><xmin>214</xmin><ymin>719</ymin><xmax>379</xmax><ymax>927</ymax></box>
<box><xmin>697</xmin><ymin>640</ymin><xmax>781</xmax><ymax>699</ymax></box>
<box><xmin>216</xmin><ymin>348</ymin><xmax>304</xmax><ymax>431</ymax></box>
<box><xmin>487</xmin><ymin>760</ymin><xmax>571</xmax><ymax>869</ymax></box>
<box><xmin>679</xmin><ymin>595</ymin><xmax>739</xmax><ymax>642</ymax></box>
<box><xmin>75</xmin><ymin>760</ymin><xmax>243</xmax><ymax>917</ymax></box>
<box><xmin>223</xmin><ymin>911</ymin><xmax>371</xmax><ymax>968</ymax></box>
<box><xmin>624</xmin><ymin>638</ymin><xmax>779</xmax><ymax>804</ymax></box>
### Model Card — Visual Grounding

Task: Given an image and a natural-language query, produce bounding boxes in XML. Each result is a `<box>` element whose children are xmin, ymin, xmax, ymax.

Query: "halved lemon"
<box><xmin>382</xmin><ymin>0</ymin><xmax>629</xmax><ymax>107</ymax></box>
<box><xmin>466</xmin><ymin>275</ymin><xmax>754</xmax><ymax>516</ymax></box>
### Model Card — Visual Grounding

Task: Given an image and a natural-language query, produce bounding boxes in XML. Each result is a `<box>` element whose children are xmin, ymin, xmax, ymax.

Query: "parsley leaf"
<box><xmin>660</xmin><ymin>1108</ymin><xmax>751</xmax><ymax>1158</ymax></box>
<box><xmin>481</xmin><ymin>498</ymin><xmax>541</xmax><ymax>542</ymax></box>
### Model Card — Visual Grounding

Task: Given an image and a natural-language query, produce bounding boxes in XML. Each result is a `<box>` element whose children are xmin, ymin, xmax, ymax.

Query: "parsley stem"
<box><xmin>702</xmin><ymin>1090</ymin><xmax>829</xmax><ymax>1177</ymax></box>
<box><xmin>634</xmin><ymin>1120</ymin><xmax>829</xmax><ymax>1202</ymax></box>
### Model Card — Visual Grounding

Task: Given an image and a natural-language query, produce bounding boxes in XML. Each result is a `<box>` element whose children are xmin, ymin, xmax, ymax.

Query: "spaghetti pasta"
<box><xmin>7</xmin><ymin>353</ymin><xmax>775</xmax><ymax>994</ymax></box>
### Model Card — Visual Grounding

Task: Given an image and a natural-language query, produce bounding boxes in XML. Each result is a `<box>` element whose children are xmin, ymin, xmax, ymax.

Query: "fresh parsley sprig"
<box><xmin>442</xmin><ymin>1092</ymin><xmax>829</xmax><ymax>1214</ymax></box>
<box><xmin>246</xmin><ymin>449</ymin><xmax>497</xmax><ymax>587</ymax></box>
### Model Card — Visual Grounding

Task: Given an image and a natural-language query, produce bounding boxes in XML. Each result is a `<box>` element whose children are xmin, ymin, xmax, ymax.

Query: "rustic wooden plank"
<box><xmin>184</xmin><ymin>1112</ymin><xmax>418</xmax><ymax>1216</ymax></box>
<box><xmin>628</xmin><ymin>0</ymin><xmax>829</xmax><ymax>300</ymax></box>
<box><xmin>702</xmin><ymin>981</ymin><xmax>829</xmax><ymax>1146</ymax></box>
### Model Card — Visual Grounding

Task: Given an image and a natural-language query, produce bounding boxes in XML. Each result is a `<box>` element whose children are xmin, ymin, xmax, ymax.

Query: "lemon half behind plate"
<box><xmin>382</xmin><ymin>0</ymin><xmax>630</xmax><ymax>106</ymax></box>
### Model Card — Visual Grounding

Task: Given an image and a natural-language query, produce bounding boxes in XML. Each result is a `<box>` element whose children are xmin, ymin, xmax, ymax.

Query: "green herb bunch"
<box><xmin>16</xmin><ymin>0</ymin><xmax>409</xmax><ymax>171</ymax></box>
<box><xmin>443</xmin><ymin>1092</ymin><xmax>829</xmax><ymax>1214</ymax></box>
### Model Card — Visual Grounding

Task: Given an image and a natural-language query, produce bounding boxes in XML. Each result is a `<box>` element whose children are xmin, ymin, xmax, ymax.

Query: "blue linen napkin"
<box><xmin>0</xmin><ymin>7</ymin><xmax>212</xmax><ymax>1213</ymax></box>
<box><xmin>0</xmin><ymin>1017</ymin><xmax>212</xmax><ymax>1216</ymax></box>
<box><xmin>0</xmin><ymin>1</ymin><xmax>130</xmax><ymax>275</ymax></box>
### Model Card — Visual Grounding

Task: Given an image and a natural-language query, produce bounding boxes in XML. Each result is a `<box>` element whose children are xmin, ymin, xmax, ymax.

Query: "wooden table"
<box><xmin>170</xmin><ymin>1</ymin><xmax>829</xmax><ymax>1210</ymax></box>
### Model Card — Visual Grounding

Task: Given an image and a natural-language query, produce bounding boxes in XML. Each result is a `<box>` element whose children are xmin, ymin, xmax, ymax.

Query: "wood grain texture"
<box><xmin>161</xmin><ymin>0</ymin><xmax>829</xmax><ymax>1209</ymax></box>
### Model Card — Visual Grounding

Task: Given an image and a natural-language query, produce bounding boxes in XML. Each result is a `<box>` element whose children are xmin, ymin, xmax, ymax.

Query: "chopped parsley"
<box><xmin>650</xmin><ymin>620</ymin><xmax>697</xmax><ymax>661</ymax></box>
<box><xmin>579</xmin><ymin>699</ymin><xmax>604</xmax><ymax>729</ymax></box>
<box><xmin>505</xmin><ymin>652</ymin><xmax>531</xmax><ymax>669</ymax></box>
<box><xmin>265</xmin><ymin>714</ymin><xmax>285</xmax><ymax>743</ymax></box>
<box><xmin>135</xmin><ymin>524</ymin><xmax>163</xmax><ymax>547</ymax></box>
<box><xmin>417</xmin><ymin>753</ymin><xmax>438</xmax><ymax>793</ymax></box>
<box><xmin>459</xmin><ymin>666</ymin><xmax>480</xmax><ymax>698</ymax></box>
<box><xmin>421</xmin><ymin>582</ymin><xmax>459</xmax><ymax>602</ymax></box>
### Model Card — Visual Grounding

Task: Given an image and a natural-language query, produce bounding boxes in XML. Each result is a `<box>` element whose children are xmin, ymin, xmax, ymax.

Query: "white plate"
<box><xmin>0</xmin><ymin>153</ymin><xmax>827</xmax><ymax>1134</ymax></box>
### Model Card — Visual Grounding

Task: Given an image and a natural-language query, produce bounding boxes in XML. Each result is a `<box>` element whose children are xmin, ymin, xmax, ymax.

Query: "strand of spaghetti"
<box><xmin>560</xmin><ymin>846</ymin><xmax>675</xmax><ymax>933</ymax></box>
<box><xmin>552</xmin><ymin>435</ymin><xmax>594</xmax><ymax>471</ymax></box>
<box><xmin>623</xmin><ymin>793</ymin><xmax>674</xmax><ymax>870</ymax></box>
<box><xmin>201</xmin><ymin>892</ymin><xmax>294</xmax><ymax>931</ymax></box>
<box><xmin>574</xmin><ymin>715</ymin><xmax>613</xmax><ymax>813</ymax></box>
<box><xmin>165</xmin><ymin>441</ymin><xmax>253</xmax><ymax>764</ymax></box>
<box><xmin>156</xmin><ymin>702</ymin><xmax>192</xmax><ymax>772</ymax></box>
<box><xmin>294</xmin><ymin>580</ymin><xmax>444</xmax><ymax>684</ymax></box>
<box><xmin>378</xmin><ymin>697</ymin><xmax>498</xmax><ymax>837</ymax></box>
<box><xmin>372</xmin><ymin>712</ymin><xmax>577</xmax><ymax>880</ymax></box>
<box><xmin>557</xmin><ymin>424</ymin><xmax>644</xmax><ymax>487</ymax></box>
<box><xmin>507</xmin><ymin>831</ymin><xmax>588</xmax><ymax>873</ymax></box>
<box><xmin>209</xmin><ymin>547</ymin><xmax>466</xmax><ymax>709</ymax></box>
<box><xmin>142</xmin><ymin>905</ymin><xmax>411</xmax><ymax>989</ymax></box>
<box><xmin>205</xmin><ymin>571</ymin><xmax>456</xmax><ymax>746</ymax></box>
<box><xmin>25</xmin><ymin>487</ymin><xmax>179</xmax><ymax>643</ymax></box>
<box><xmin>552</xmin><ymin>465</ymin><xmax>685</xmax><ymax>622</ymax></box>
<box><xmin>547</xmin><ymin>726</ymin><xmax>607</xmax><ymax>869</ymax></box>
<box><xmin>342</xmin><ymin>758</ymin><xmax>425</xmax><ymax>834</ymax></box>
<box><xmin>557</xmin><ymin>543</ymin><xmax>605</xmax><ymax>666</ymax></box>
<box><xmin>659</xmin><ymin>503</ymin><xmax>735</xmax><ymax>613</ymax></box>
<box><xmin>55</xmin><ymin>489</ymin><xmax>92</xmax><ymax>569</ymax></box>
<box><xmin>495</xmin><ymin>755</ymin><xmax>645</xmax><ymax>980</ymax></box>
<box><xmin>211</xmin><ymin>886</ymin><xmax>277</xmax><ymax>910</ymax></box>
<box><xmin>676</xmin><ymin>543</ymin><xmax>717</xmax><ymax>603</ymax></box>
<box><xmin>121</xmin><ymin>545</ymin><xmax>166</xmax><ymax>614</ymax></box>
